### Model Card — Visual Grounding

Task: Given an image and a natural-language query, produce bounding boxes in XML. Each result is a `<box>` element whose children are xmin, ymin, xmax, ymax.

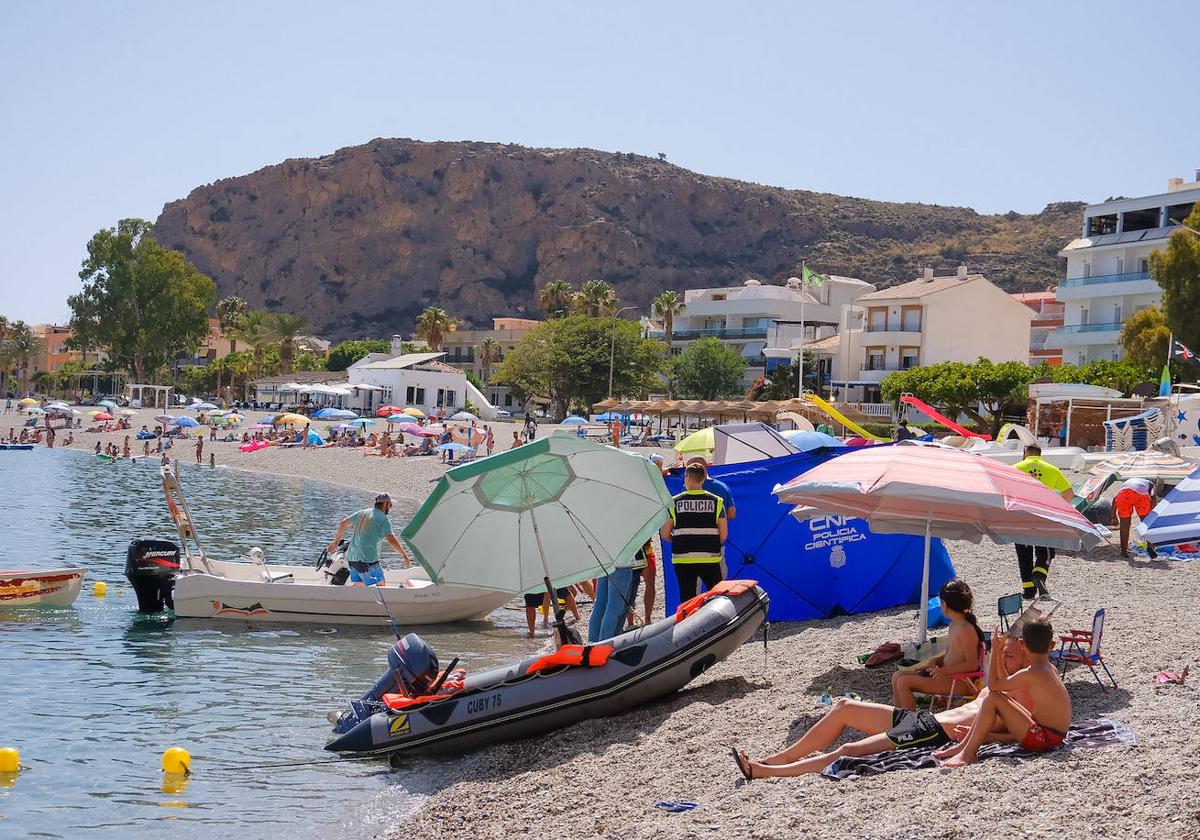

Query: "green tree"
<box><xmin>326</xmin><ymin>339</ymin><xmax>391</xmax><ymax>371</ymax></box>
<box><xmin>0</xmin><ymin>314</ymin><xmax>9</xmax><ymax>394</ymax></box>
<box><xmin>265</xmin><ymin>312</ymin><xmax>312</xmax><ymax>375</ymax></box>
<box><xmin>492</xmin><ymin>315</ymin><xmax>663</xmax><ymax>419</ymax></box>
<box><xmin>881</xmin><ymin>358</ymin><xmax>1036</xmax><ymax>437</ymax></box>
<box><xmin>3</xmin><ymin>321</ymin><xmax>39</xmax><ymax>395</ymax></box>
<box><xmin>414</xmin><ymin>307</ymin><xmax>457</xmax><ymax>351</ymax></box>
<box><xmin>748</xmin><ymin>357</ymin><xmax>809</xmax><ymax>401</ymax></box>
<box><xmin>1149</xmin><ymin>204</ymin><xmax>1200</xmax><ymax>351</ymax></box>
<box><xmin>230</xmin><ymin>310</ymin><xmax>273</xmax><ymax>379</ymax></box>
<box><xmin>537</xmin><ymin>280</ymin><xmax>575</xmax><ymax>319</ymax></box>
<box><xmin>67</xmin><ymin>219</ymin><xmax>217</xmax><ymax>383</ymax></box>
<box><xmin>652</xmin><ymin>290</ymin><xmax>685</xmax><ymax>397</ymax></box>
<box><xmin>573</xmin><ymin>279</ymin><xmax>618</xmax><ymax>317</ymax></box>
<box><xmin>478</xmin><ymin>336</ymin><xmax>499</xmax><ymax>383</ymax></box>
<box><xmin>1119</xmin><ymin>306</ymin><xmax>1172</xmax><ymax>369</ymax></box>
<box><xmin>215</xmin><ymin>296</ymin><xmax>248</xmax><ymax>352</ymax></box>
<box><xmin>671</xmin><ymin>337</ymin><xmax>748</xmax><ymax>400</ymax></box>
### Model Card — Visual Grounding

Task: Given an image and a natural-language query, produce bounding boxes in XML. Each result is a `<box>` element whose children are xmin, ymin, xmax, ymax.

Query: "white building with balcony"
<box><xmin>826</xmin><ymin>267</ymin><xmax>1033</xmax><ymax>402</ymax></box>
<box><xmin>650</xmin><ymin>275</ymin><xmax>874</xmax><ymax>388</ymax></box>
<box><xmin>1048</xmin><ymin>174</ymin><xmax>1200</xmax><ymax>364</ymax></box>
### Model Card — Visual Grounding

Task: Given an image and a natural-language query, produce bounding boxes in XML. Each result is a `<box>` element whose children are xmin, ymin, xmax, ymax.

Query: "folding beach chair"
<box><xmin>928</xmin><ymin>642</ymin><xmax>987</xmax><ymax>712</ymax></box>
<box><xmin>1050</xmin><ymin>608</ymin><xmax>1117</xmax><ymax>692</ymax></box>
<box><xmin>997</xmin><ymin>592</ymin><xmax>1024</xmax><ymax>633</ymax></box>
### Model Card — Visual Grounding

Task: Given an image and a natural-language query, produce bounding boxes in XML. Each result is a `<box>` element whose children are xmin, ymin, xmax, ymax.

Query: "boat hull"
<box><xmin>172</xmin><ymin>558</ymin><xmax>510</xmax><ymax>625</ymax></box>
<box><xmin>0</xmin><ymin>568</ymin><xmax>85</xmax><ymax>607</ymax></box>
<box><xmin>327</xmin><ymin>584</ymin><xmax>769</xmax><ymax>757</ymax></box>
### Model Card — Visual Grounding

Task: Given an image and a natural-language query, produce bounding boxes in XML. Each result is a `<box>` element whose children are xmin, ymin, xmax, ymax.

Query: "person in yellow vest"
<box><xmin>1011</xmin><ymin>444</ymin><xmax>1074</xmax><ymax>599</ymax></box>
<box><xmin>660</xmin><ymin>463</ymin><xmax>728</xmax><ymax>600</ymax></box>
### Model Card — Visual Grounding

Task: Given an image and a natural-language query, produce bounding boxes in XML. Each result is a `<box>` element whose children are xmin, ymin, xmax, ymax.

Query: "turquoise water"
<box><xmin>0</xmin><ymin>449</ymin><xmax>538</xmax><ymax>838</ymax></box>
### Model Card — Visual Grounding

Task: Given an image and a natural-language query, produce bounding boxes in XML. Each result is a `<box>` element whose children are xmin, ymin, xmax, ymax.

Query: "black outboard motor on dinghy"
<box><xmin>332</xmin><ymin>633</ymin><xmax>440</xmax><ymax>732</ymax></box>
<box><xmin>125</xmin><ymin>539</ymin><xmax>180</xmax><ymax>612</ymax></box>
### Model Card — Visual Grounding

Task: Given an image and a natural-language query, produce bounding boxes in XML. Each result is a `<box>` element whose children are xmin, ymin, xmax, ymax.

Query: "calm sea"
<box><xmin>0</xmin><ymin>449</ymin><xmax>539</xmax><ymax>839</ymax></box>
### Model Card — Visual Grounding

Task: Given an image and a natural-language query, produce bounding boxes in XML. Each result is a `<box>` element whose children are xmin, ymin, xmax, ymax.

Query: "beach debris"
<box><xmin>1154</xmin><ymin>666</ymin><xmax>1189</xmax><ymax>685</ymax></box>
<box><xmin>654</xmin><ymin>800</ymin><xmax>699</xmax><ymax>813</ymax></box>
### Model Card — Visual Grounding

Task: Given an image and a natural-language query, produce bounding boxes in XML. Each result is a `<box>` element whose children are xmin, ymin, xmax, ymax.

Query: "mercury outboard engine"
<box><xmin>125</xmin><ymin>539</ymin><xmax>180</xmax><ymax>613</ymax></box>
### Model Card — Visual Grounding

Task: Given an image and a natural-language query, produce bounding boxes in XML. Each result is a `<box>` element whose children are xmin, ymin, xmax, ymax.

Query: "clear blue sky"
<box><xmin>2</xmin><ymin>1</ymin><xmax>1197</xmax><ymax>324</ymax></box>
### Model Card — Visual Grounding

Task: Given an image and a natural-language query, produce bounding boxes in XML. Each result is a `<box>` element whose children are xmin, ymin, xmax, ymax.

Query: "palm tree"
<box><xmin>231</xmin><ymin>310</ymin><xmax>272</xmax><ymax>380</ymax></box>
<box><xmin>414</xmin><ymin>307</ymin><xmax>457</xmax><ymax>352</ymax></box>
<box><xmin>537</xmin><ymin>280</ymin><xmax>575</xmax><ymax>318</ymax></box>
<box><xmin>5</xmin><ymin>321</ymin><xmax>39</xmax><ymax>396</ymax></box>
<box><xmin>652</xmin><ymin>290</ymin><xmax>686</xmax><ymax>397</ymax></box>
<box><xmin>265</xmin><ymin>312</ymin><xmax>312</xmax><ymax>375</ymax></box>
<box><xmin>0</xmin><ymin>314</ymin><xmax>9</xmax><ymax>395</ymax></box>
<box><xmin>478</xmin><ymin>337</ymin><xmax>499</xmax><ymax>383</ymax></box>
<box><xmin>573</xmin><ymin>279</ymin><xmax>618</xmax><ymax>317</ymax></box>
<box><xmin>215</xmin><ymin>296</ymin><xmax>248</xmax><ymax>353</ymax></box>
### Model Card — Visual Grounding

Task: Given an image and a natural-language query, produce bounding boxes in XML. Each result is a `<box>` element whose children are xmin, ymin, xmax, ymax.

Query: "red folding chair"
<box><xmin>930</xmin><ymin>642</ymin><xmax>986</xmax><ymax>712</ymax></box>
<box><xmin>1050</xmin><ymin>608</ymin><xmax>1116</xmax><ymax>692</ymax></box>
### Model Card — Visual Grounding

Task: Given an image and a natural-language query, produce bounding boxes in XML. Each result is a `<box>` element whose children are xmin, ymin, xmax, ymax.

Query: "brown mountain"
<box><xmin>152</xmin><ymin>138</ymin><xmax>1082</xmax><ymax>340</ymax></box>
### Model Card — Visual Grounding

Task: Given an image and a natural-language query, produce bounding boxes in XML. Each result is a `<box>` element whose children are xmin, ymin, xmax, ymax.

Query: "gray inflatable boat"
<box><xmin>326</xmin><ymin>581</ymin><xmax>769</xmax><ymax>758</ymax></box>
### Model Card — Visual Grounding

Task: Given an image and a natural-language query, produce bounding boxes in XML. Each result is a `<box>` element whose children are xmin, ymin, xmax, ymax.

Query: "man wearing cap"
<box><xmin>326</xmin><ymin>493</ymin><xmax>412</xmax><ymax>586</ymax></box>
<box><xmin>685</xmin><ymin>456</ymin><xmax>736</xmax><ymax>520</ymax></box>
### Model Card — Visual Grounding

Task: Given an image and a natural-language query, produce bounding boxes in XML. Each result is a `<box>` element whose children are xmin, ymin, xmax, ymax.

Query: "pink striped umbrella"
<box><xmin>774</xmin><ymin>445</ymin><xmax>1102</xmax><ymax>641</ymax></box>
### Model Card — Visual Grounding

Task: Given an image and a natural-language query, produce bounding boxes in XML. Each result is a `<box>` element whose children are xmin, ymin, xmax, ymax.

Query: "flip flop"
<box><xmin>654</xmin><ymin>800</ymin><xmax>699</xmax><ymax>813</ymax></box>
<box><xmin>731</xmin><ymin>748</ymin><xmax>753</xmax><ymax>781</ymax></box>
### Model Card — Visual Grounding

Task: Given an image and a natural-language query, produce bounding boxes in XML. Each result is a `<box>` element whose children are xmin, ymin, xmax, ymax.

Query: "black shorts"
<box><xmin>884</xmin><ymin>708</ymin><xmax>951</xmax><ymax>749</ymax></box>
<box><xmin>524</xmin><ymin>589</ymin><xmax>569</xmax><ymax>609</ymax></box>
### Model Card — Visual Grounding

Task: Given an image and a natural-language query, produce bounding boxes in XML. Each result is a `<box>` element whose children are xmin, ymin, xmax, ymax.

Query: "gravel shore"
<box><xmin>7</xmin><ymin>407</ymin><xmax>1199</xmax><ymax>839</ymax></box>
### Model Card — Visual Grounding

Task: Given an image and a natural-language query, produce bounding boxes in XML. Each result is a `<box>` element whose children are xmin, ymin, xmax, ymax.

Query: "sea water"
<box><xmin>0</xmin><ymin>449</ymin><xmax>539</xmax><ymax>838</ymax></box>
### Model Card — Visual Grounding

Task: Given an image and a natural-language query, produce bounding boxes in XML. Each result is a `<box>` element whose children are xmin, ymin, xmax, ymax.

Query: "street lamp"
<box><xmin>608</xmin><ymin>306</ymin><xmax>637</xmax><ymax>399</ymax></box>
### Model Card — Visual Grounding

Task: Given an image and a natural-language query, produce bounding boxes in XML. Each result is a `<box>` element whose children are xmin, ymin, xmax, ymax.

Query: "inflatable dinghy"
<box><xmin>326</xmin><ymin>580</ymin><xmax>768</xmax><ymax>758</ymax></box>
<box><xmin>0</xmin><ymin>443</ymin><xmax>34</xmax><ymax>450</ymax></box>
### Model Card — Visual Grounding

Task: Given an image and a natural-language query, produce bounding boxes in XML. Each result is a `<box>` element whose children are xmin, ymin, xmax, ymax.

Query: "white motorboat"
<box><xmin>127</xmin><ymin>465</ymin><xmax>510</xmax><ymax>626</ymax></box>
<box><xmin>964</xmin><ymin>437</ymin><xmax>1087</xmax><ymax>468</ymax></box>
<box><xmin>0</xmin><ymin>567</ymin><xmax>85</xmax><ymax>607</ymax></box>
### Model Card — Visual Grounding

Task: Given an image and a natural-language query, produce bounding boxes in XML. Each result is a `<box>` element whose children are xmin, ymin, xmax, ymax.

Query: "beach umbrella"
<box><xmin>1088</xmin><ymin>450</ymin><xmax>1198</xmax><ymax>481</ymax></box>
<box><xmin>86</xmin><ymin>409</ymin><xmax>106</xmax><ymax>416</ymax></box>
<box><xmin>348</xmin><ymin>418</ymin><xmax>375</xmax><ymax>428</ymax></box>
<box><xmin>312</xmin><ymin>407</ymin><xmax>340</xmax><ymax>419</ymax></box>
<box><xmin>330</xmin><ymin>409</ymin><xmax>359</xmax><ymax>420</ymax></box>
<box><xmin>401</xmin><ymin>407</ymin><xmax>425</xmax><ymax>418</ymax></box>
<box><xmin>27</xmin><ymin>406</ymin><xmax>47</xmax><ymax>416</ymax></box>
<box><xmin>171</xmin><ymin>416</ymin><xmax>200</xmax><ymax>428</ymax></box>
<box><xmin>376</xmin><ymin>405</ymin><xmax>404</xmax><ymax>417</ymax></box>
<box><xmin>19</xmin><ymin>397</ymin><xmax>37</xmax><ymax>406</ymax></box>
<box><xmin>775</xmin><ymin>445</ymin><xmax>1103</xmax><ymax>643</ymax></box>
<box><xmin>559</xmin><ymin>415</ymin><xmax>589</xmax><ymax>427</ymax></box>
<box><xmin>274</xmin><ymin>413</ymin><xmax>309</xmax><ymax>426</ymax></box>
<box><xmin>98</xmin><ymin>400</ymin><xmax>117</xmax><ymax>410</ymax></box>
<box><xmin>91</xmin><ymin>411</ymin><xmax>113</xmax><ymax>421</ymax></box>
<box><xmin>402</xmin><ymin>436</ymin><xmax>673</xmax><ymax>639</ymax></box>
<box><xmin>449</xmin><ymin>411</ymin><xmax>478</xmax><ymax>422</ymax></box>
<box><xmin>117</xmin><ymin>408</ymin><xmax>136</xmax><ymax>417</ymax></box>
<box><xmin>155</xmin><ymin>414</ymin><xmax>176</xmax><ymax>424</ymax></box>
<box><xmin>435</xmin><ymin>442</ymin><xmax>472</xmax><ymax>453</ymax></box>
<box><xmin>1138</xmin><ymin>466</ymin><xmax>1200</xmax><ymax>549</ymax></box>
<box><xmin>781</xmin><ymin>429</ymin><xmax>842</xmax><ymax>451</ymax></box>
<box><xmin>257</xmin><ymin>416</ymin><xmax>276</xmax><ymax>425</ymax></box>
<box><xmin>675</xmin><ymin>426</ymin><xmax>715</xmax><ymax>455</ymax></box>
<box><xmin>253</xmin><ymin>422</ymin><xmax>276</xmax><ymax>429</ymax></box>
<box><xmin>307</xmin><ymin>431</ymin><xmax>325</xmax><ymax>446</ymax></box>
<box><xmin>188</xmin><ymin>402</ymin><xmax>218</xmax><ymax>412</ymax></box>
<box><xmin>46</xmin><ymin>401</ymin><xmax>70</xmax><ymax>410</ymax></box>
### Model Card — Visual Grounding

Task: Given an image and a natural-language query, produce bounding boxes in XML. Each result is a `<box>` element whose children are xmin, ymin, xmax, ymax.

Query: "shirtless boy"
<box><xmin>733</xmin><ymin>641</ymin><xmax>1029</xmax><ymax>779</ymax></box>
<box><xmin>936</xmin><ymin>618</ymin><xmax>1071</xmax><ymax>767</ymax></box>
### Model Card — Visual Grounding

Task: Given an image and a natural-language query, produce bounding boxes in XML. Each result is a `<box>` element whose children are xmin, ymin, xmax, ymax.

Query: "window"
<box><xmin>867</xmin><ymin>307</ymin><xmax>888</xmax><ymax>332</ymax></box>
<box><xmin>1139</xmin><ymin>258</ymin><xmax>1149</xmax><ymax>274</ymax></box>
<box><xmin>1111</xmin><ymin>349</ymin><xmax>1120</xmax><ymax>361</ymax></box>
<box><xmin>1079</xmin><ymin>306</ymin><xmax>1088</xmax><ymax>326</ymax></box>
<box><xmin>865</xmin><ymin>347</ymin><xmax>885</xmax><ymax>371</ymax></box>
<box><xmin>405</xmin><ymin>386</ymin><xmax>426</xmax><ymax>405</ymax></box>
<box><xmin>901</xmin><ymin>306</ymin><xmax>922</xmax><ymax>332</ymax></box>
<box><xmin>1083</xmin><ymin>263</ymin><xmax>1091</xmax><ymax>278</ymax></box>
<box><xmin>504</xmin><ymin>394</ymin><xmax>513</xmax><ymax>407</ymax></box>
<box><xmin>900</xmin><ymin>347</ymin><xmax>919</xmax><ymax>369</ymax></box>
<box><xmin>711</xmin><ymin>294</ymin><xmax>726</xmax><ymax>301</ymax></box>
<box><xmin>1113</xmin><ymin>303</ymin><xmax>1122</xmax><ymax>323</ymax></box>
<box><xmin>445</xmin><ymin>390</ymin><xmax>456</xmax><ymax>408</ymax></box>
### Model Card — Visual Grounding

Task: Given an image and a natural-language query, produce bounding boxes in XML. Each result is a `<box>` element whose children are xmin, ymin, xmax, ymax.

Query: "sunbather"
<box><xmin>935</xmin><ymin>618</ymin><xmax>1071</xmax><ymax>767</ymax></box>
<box><xmin>892</xmin><ymin>579</ymin><xmax>985</xmax><ymax>710</ymax></box>
<box><xmin>732</xmin><ymin>639</ymin><xmax>1029</xmax><ymax>779</ymax></box>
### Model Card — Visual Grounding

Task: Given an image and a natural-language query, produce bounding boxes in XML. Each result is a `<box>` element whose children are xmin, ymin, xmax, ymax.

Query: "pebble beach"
<box><xmin>6</xmin><ymin>408</ymin><xmax>1199</xmax><ymax>839</ymax></box>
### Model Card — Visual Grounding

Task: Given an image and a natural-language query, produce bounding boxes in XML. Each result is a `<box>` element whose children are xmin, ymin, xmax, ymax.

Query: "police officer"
<box><xmin>660</xmin><ymin>462</ymin><xmax>728</xmax><ymax>600</ymax></box>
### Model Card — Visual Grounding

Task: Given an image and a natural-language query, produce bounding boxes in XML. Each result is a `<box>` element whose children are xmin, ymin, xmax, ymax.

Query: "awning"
<box><xmin>831</xmin><ymin>381</ymin><xmax>880</xmax><ymax>388</ymax></box>
<box><xmin>350</xmin><ymin>384</ymin><xmax>385</xmax><ymax>392</ymax></box>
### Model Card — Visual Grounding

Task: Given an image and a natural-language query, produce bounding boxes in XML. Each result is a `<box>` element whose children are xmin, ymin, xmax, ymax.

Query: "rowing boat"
<box><xmin>0</xmin><ymin>568</ymin><xmax>85</xmax><ymax>607</ymax></box>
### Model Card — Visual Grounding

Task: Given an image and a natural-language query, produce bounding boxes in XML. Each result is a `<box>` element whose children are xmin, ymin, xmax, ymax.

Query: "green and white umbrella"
<box><xmin>402</xmin><ymin>436</ymin><xmax>673</xmax><ymax>597</ymax></box>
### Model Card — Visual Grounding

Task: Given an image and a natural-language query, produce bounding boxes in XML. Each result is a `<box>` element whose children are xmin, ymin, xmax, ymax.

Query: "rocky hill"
<box><xmin>152</xmin><ymin>139</ymin><xmax>1082</xmax><ymax>340</ymax></box>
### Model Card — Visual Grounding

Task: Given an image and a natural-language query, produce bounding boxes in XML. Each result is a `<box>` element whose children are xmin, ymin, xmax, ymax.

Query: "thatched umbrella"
<box><xmin>592</xmin><ymin>398</ymin><xmax>618</xmax><ymax>412</ymax></box>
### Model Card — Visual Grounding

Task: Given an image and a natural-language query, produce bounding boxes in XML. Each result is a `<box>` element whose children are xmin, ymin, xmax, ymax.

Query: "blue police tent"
<box><xmin>661</xmin><ymin>450</ymin><xmax>956</xmax><ymax>621</ymax></box>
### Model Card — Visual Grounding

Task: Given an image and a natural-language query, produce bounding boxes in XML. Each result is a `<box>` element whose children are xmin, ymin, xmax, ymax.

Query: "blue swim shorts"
<box><xmin>349</xmin><ymin>561</ymin><xmax>386</xmax><ymax>586</ymax></box>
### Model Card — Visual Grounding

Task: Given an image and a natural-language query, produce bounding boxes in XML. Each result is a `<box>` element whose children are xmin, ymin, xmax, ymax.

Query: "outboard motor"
<box><xmin>315</xmin><ymin>544</ymin><xmax>350</xmax><ymax>586</ymax></box>
<box><xmin>125</xmin><ymin>539</ymin><xmax>180</xmax><ymax>613</ymax></box>
<box><xmin>332</xmin><ymin>633</ymin><xmax>441</xmax><ymax>733</ymax></box>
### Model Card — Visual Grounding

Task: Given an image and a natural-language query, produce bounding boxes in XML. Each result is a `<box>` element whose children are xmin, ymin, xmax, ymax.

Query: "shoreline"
<box><xmin>6</xmin><ymin>407</ymin><xmax>1199</xmax><ymax>838</ymax></box>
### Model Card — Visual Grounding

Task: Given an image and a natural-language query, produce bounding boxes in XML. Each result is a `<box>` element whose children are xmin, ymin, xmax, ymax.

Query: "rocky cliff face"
<box><xmin>152</xmin><ymin>139</ymin><xmax>1082</xmax><ymax>340</ymax></box>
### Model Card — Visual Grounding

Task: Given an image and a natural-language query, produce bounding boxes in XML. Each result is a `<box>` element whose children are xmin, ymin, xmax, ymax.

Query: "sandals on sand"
<box><xmin>731</xmin><ymin>748</ymin><xmax>753</xmax><ymax>781</ymax></box>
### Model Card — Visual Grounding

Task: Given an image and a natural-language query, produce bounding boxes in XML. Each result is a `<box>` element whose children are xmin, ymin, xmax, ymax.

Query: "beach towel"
<box><xmin>821</xmin><ymin>718</ymin><xmax>1136</xmax><ymax>780</ymax></box>
<box><xmin>1133</xmin><ymin>542</ymin><xmax>1199</xmax><ymax>561</ymax></box>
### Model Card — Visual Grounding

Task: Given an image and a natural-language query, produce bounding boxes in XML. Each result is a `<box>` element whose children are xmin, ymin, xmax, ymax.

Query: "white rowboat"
<box><xmin>0</xmin><ymin>568</ymin><xmax>85</xmax><ymax>607</ymax></box>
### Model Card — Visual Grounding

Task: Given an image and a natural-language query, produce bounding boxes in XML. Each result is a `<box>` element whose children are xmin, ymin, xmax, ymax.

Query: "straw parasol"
<box><xmin>592</xmin><ymin>398</ymin><xmax>618</xmax><ymax>412</ymax></box>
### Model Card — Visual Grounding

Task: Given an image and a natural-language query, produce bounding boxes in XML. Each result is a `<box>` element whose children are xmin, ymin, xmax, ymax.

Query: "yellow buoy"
<box><xmin>0</xmin><ymin>747</ymin><xmax>19</xmax><ymax>774</ymax></box>
<box><xmin>93</xmin><ymin>581</ymin><xmax>108</xmax><ymax>597</ymax></box>
<box><xmin>161</xmin><ymin>747</ymin><xmax>191</xmax><ymax>775</ymax></box>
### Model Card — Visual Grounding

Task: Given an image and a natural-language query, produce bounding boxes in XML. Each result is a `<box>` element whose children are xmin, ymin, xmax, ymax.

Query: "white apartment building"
<box><xmin>348</xmin><ymin>352</ymin><xmax>500</xmax><ymax>419</ymax></box>
<box><xmin>822</xmin><ymin>267</ymin><xmax>1033</xmax><ymax>402</ymax></box>
<box><xmin>1048</xmin><ymin>174</ymin><xmax>1200</xmax><ymax>364</ymax></box>
<box><xmin>650</xmin><ymin>275</ymin><xmax>874</xmax><ymax>388</ymax></box>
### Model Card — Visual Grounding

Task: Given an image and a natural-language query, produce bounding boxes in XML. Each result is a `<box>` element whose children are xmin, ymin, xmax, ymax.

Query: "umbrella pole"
<box><xmin>917</xmin><ymin>520</ymin><xmax>931</xmax><ymax>646</ymax></box>
<box><xmin>529</xmin><ymin>506</ymin><xmax>581</xmax><ymax>648</ymax></box>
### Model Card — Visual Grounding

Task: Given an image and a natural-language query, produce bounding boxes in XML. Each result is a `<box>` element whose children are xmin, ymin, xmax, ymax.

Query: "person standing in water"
<box><xmin>325</xmin><ymin>493</ymin><xmax>413</xmax><ymax>587</ymax></box>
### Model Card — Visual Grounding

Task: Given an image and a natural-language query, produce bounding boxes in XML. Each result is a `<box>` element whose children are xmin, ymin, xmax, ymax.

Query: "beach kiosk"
<box><xmin>127</xmin><ymin>383</ymin><xmax>173</xmax><ymax>410</ymax></box>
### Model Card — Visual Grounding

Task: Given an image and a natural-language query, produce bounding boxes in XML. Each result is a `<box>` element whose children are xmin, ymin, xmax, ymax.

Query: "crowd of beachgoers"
<box><xmin>4</xmin><ymin>398</ymin><xmax>1198</xmax><ymax>839</ymax></box>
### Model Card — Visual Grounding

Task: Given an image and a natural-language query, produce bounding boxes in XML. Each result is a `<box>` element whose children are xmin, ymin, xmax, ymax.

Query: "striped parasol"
<box><xmin>1137</xmin><ymin>466</ymin><xmax>1200</xmax><ymax>549</ymax></box>
<box><xmin>774</xmin><ymin>445</ymin><xmax>1102</xmax><ymax>642</ymax></box>
<box><xmin>1089</xmin><ymin>450</ymin><xmax>1198</xmax><ymax>481</ymax></box>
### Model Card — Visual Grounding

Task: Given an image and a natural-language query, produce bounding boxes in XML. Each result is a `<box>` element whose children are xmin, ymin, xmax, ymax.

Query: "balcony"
<box><xmin>1044</xmin><ymin>322</ymin><xmax>1122</xmax><ymax>348</ymax></box>
<box><xmin>1055</xmin><ymin>271</ymin><xmax>1160</xmax><ymax>301</ymax></box>
<box><xmin>856</xmin><ymin>366</ymin><xmax>910</xmax><ymax>383</ymax></box>
<box><xmin>649</xmin><ymin>327</ymin><xmax>769</xmax><ymax>341</ymax></box>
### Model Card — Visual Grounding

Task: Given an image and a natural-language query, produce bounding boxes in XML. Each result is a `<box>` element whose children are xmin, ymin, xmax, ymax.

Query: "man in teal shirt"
<box><xmin>326</xmin><ymin>493</ymin><xmax>412</xmax><ymax>586</ymax></box>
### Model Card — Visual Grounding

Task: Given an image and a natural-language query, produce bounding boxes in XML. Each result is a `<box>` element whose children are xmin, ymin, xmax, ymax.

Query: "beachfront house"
<box><xmin>348</xmin><ymin>352</ymin><xmax>501</xmax><ymax>419</ymax></box>
<box><xmin>1012</xmin><ymin>290</ymin><xmax>1065</xmax><ymax>367</ymax></box>
<box><xmin>438</xmin><ymin>317</ymin><xmax>539</xmax><ymax>413</ymax></box>
<box><xmin>1047</xmin><ymin>173</ymin><xmax>1200</xmax><ymax>365</ymax></box>
<box><xmin>823</xmin><ymin>266</ymin><xmax>1033</xmax><ymax>405</ymax></box>
<box><xmin>647</xmin><ymin>276</ymin><xmax>874</xmax><ymax>390</ymax></box>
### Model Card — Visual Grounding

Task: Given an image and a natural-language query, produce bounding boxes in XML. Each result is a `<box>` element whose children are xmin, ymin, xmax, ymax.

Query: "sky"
<box><xmin>2</xmin><ymin>1</ymin><xmax>1198</xmax><ymax>324</ymax></box>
